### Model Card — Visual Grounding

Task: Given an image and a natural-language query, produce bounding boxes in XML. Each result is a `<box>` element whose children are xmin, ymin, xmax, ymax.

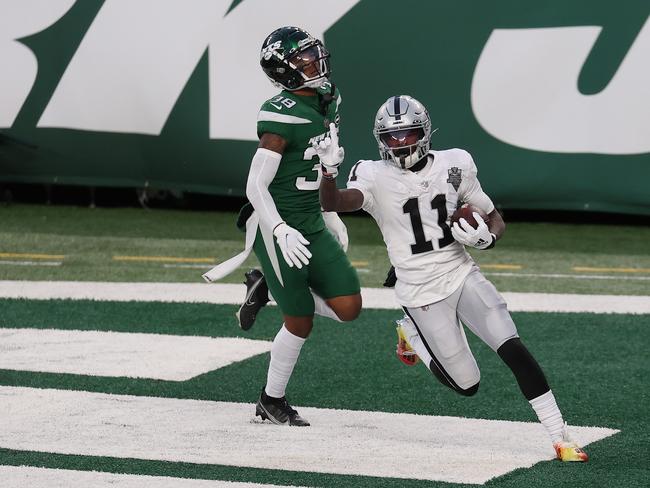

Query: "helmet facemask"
<box><xmin>378</xmin><ymin>126</ymin><xmax>429</xmax><ymax>169</ymax></box>
<box><xmin>286</xmin><ymin>44</ymin><xmax>330</xmax><ymax>89</ymax></box>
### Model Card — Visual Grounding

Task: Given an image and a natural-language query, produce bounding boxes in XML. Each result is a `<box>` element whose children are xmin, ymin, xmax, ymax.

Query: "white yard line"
<box><xmin>0</xmin><ymin>280</ymin><xmax>648</xmax><ymax>314</ymax></box>
<box><xmin>1</xmin><ymin>466</ymin><xmax>310</xmax><ymax>488</ymax></box>
<box><xmin>0</xmin><ymin>260</ymin><xmax>62</xmax><ymax>266</ymax></box>
<box><xmin>485</xmin><ymin>271</ymin><xmax>650</xmax><ymax>281</ymax></box>
<box><xmin>0</xmin><ymin>387</ymin><xmax>618</xmax><ymax>485</ymax></box>
<box><xmin>0</xmin><ymin>328</ymin><xmax>271</xmax><ymax>381</ymax></box>
<box><xmin>497</xmin><ymin>292</ymin><xmax>650</xmax><ymax>314</ymax></box>
<box><xmin>163</xmin><ymin>263</ymin><xmax>214</xmax><ymax>269</ymax></box>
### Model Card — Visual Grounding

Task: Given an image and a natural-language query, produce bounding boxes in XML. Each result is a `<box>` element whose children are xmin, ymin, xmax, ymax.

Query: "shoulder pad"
<box><xmin>257</xmin><ymin>94</ymin><xmax>311</xmax><ymax>127</ymax></box>
<box><xmin>434</xmin><ymin>148</ymin><xmax>475</xmax><ymax>171</ymax></box>
<box><xmin>259</xmin><ymin>93</ymin><xmax>298</xmax><ymax>113</ymax></box>
<box><xmin>348</xmin><ymin>159</ymin><xmax>379</xmax><ymax>182</ymax></box>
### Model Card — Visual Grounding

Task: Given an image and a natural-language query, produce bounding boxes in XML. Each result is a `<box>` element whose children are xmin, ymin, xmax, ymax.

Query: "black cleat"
<box><xmin>236</xmin><ymin>269</ymin><xmax>269</xmax><ymax>331</ymax></box>
<box><xmin>255</xmin><ymin>390</ymin><xmax>310</xmax><ymax>426</ymax></box>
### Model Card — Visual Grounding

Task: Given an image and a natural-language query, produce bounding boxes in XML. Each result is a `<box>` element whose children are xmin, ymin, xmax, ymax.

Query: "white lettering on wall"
<box><xmin>0</xmin><ymin>0</ymin><xmax>76</xmax><ymax>128</ymax></box>
<box><xmin>36</xmin><ymin>0</ymin><xmax>360</xmax><ymax>140</ymax></box>
<box><xmin>471</xmin><ymin>19</ymin><xmax>650</xmax><ymax>155</ymax></box>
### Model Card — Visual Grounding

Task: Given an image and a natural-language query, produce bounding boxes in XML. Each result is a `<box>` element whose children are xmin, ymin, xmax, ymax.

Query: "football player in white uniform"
<box><xmin>315</xmin><ymin>95</ymin><xmax>588</xmax><ymax>462</ymax></box>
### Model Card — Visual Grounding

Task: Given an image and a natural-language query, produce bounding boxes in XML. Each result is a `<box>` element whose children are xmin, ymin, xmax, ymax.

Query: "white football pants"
<box><xmin>403</xmin><ymin>267</ymin><xmax>518</xmax><ymax>390</ymax></box>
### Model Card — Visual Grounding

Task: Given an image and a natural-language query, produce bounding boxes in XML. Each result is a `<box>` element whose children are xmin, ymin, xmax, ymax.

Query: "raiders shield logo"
<box><xmin>447</xmin><ymin>167</ymin><xmax>462</xmax><ymax>191</ymax></box>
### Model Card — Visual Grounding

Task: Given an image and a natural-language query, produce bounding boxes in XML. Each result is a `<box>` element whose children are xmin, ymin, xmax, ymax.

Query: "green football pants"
<box><xmin>253</xmin><ymin>227</ymin><xmax>360</xmax><ymax>317</ymax></box>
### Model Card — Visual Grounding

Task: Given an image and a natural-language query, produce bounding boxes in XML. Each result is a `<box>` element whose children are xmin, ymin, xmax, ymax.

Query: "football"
<box><xmin>450</xmin><ymin>204</ymin><xmax>489</xmax><ymax>229</ymax></box>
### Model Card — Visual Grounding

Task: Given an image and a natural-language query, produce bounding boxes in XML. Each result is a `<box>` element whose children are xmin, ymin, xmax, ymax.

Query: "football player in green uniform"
<box><xmin>240</xmin><ymin>26</ymin><xmax>361</xmax><ymax>426</ymax></box>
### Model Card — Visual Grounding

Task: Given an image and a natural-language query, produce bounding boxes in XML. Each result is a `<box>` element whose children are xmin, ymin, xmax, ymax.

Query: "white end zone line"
<box><xmin>0</xmin><ymin>280</ymin><xmax>648</xmax><ymax>314</ymax></box>
<box><xmin>0</xmin><ymin>328</ymin><xmax>271</xmax><ymax>381</ymax></box>
<box><xmin>0</xmin><ymin>466</ymin><xmax>310</xmax><ymax>488</ymax></box>
<box><xmin>0</xmin><ymin>386</ymin><xmax>619</xmax><ymax>485</ymax></box>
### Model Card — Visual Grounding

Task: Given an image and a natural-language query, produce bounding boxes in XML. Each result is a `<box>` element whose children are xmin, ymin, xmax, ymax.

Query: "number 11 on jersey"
<box><xmin>403</xmin><ymin>195</ymin><xmax>454</xmax><ymax>254</ymax></box>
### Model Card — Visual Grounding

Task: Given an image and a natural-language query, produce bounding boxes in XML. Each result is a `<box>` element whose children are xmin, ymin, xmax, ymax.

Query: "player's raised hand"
<box><xmin>313</xmin><ymin>123</ymin><xmax>345</xmax><ymax>177</ymax></box>
<box><xmin>273</xmin><ymin>222</ymin><xmax>312</xmax><ymax>268</ymax></box>
<box><xmin>451</xmin><ymin>212</ymin><xmax>495</xmax><ymax>250</ymax></box>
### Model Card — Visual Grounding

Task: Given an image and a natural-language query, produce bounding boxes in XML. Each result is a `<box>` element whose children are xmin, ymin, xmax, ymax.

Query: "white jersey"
<box><xmin>347</xmin><ymin>149</ymin><xmax>494</xmax><ymax>307</ymax></box>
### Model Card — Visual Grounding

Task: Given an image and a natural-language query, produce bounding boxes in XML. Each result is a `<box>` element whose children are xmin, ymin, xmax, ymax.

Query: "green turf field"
<box><xmin>0</xmin><ymin>204</ymin><xmax>648</xmax><ymax>487</ymax></box>
<box><xmin>1</xmin><ymin>204</ymin><xmax>649</xmax><ymax>295</ymax></box>
<box><xmin>0</xmin><ymin>299</ymin><xmax>647</xmax><ymax>487</ymax></box>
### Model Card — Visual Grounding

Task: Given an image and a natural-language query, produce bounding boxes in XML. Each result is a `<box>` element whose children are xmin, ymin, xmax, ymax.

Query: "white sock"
<box><xmin>399</xmin><ymin>317</ymin><xmax>433</xmax><ymax>367</ymax></box>
<box><xmin>529</xmin><ymin>390</ymin><xmax>565</xmax><ymax>443</ymax></box>
<box><xmin>312</xmin><ymin>292</ymin><xmax>342</xmax><ymax>322</ymax></box>
<box><xmin>265</xmin><ymin>325</ymin><xmax>306</xmax><ymax>398</ymax></box>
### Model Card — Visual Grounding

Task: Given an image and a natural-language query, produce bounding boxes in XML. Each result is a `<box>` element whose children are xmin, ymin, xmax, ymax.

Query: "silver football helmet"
<box><xmin>373</xmin><ymin>95</ymin><xmax>433</xmax><ymax>169</ymax></box>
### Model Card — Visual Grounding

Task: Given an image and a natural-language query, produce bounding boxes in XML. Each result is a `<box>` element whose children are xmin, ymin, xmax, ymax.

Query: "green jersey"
<box><xmin>256</xmin><ymin>82</ymin><xmax>340</xmax><ymax>234</ymax></box>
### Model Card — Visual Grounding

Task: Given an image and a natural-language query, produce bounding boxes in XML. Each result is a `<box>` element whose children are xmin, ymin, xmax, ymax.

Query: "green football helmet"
<box><xmin>260</xmin><ymin>26</ymin><xmax>330</xmax><ymax>91</ymax></box>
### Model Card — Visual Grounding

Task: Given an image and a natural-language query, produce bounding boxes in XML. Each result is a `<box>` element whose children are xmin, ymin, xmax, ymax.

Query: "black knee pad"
<box><xmin>497</xmin><ymin>337</ymin><xmax>550</xmax><ymax>400</ymax></box>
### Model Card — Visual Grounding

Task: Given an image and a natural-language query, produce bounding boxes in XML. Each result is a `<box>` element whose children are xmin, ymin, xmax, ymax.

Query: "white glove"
<box><xmin>451</xmin><ymin>212</ymin><xmax>495</xmax><ymax>250</ymax></box>
<box><xmin>313</xmin><ymin>123</ymin><xmax>344</xmax><ymax>177</ymax></box>
<box><xmin>273</xmin><ymin>222</ymin><xmax>312</xmax><ymax>268</ymax></box>
<box><xmin>322</xmin><ymin>211</ymin><xmax>349</xmax><ymax>252</ymax></box>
